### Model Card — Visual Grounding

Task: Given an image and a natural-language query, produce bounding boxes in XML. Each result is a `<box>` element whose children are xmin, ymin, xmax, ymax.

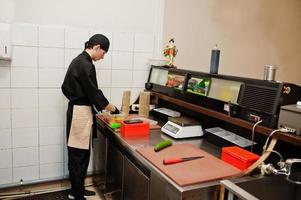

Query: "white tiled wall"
<box><xmin>11</xmin><ymin>24</ymin><xmax>38</xmax><ymax>46</ymax></box>
<box><xmin>0</xmin><ymin>23</ymin><xmax>156</xmax><ymax>187</ymax></box>
<box><xmin>132</xmin><ymin>70</ymin><xmax>149</xmax><ymax>87</ymax></box>
<box><xmin>0</xmin><ymin>67</ymin><xmax>10</xmax><ymax>87</ymax></box>
<box><xmin>12</xmin><ymin>128</ymin><xmax>39</xmax><ymax>148</ymax></box>
<box><xmin>0</xmin><ymin>89</ymin><xmax>10</xmax><ymax>108</ymax></box>
<box><xmin>38</xmin><ymin>26</ymin><xmax>64</xmax><ymax>48</ymax></box>
<box><xmin>13</xmin><ymin>147</ymin><xmax>39</xmax><ymax>167</ymax></box>
<box><xmin>11</xmin><ymin>89</ymin><xmax>38</xmax><ymax>108</ymax></box>
<box><xmin>0</xmin><ymin>149</ymin><xmax>12</xmax><ymax>168</ymax></box>
<box><xmin>40</xmin><ymin>145</ymin><xmax>64</xmax><ymax>164</ymax></box>
<box><xmin>39</xmin><ymin>89</ymin><xmax>64</xmax><ymax>108</ymax></box>
<box><xmin>133</xmin><ymin>52</ymin><xmax>153</xmax><ymax>70</ymax></box>
<box><xmin>39</xmin><ymin>127</ymin><xmax>64</xmax><ymax>146</ymax></box>
<box><xmin>13</xmin><ymin>165</ymin><xmax>39</xmax><ymax>182</ymax></box>
<box><xmin>0</xmin><ymin>109</ymin><xmax>11</xmax><ymax>129</ymax></box>
<box><xmin>40</xmin><ymin>163</ymin><xmax>64</xmax><ymax>179</ymax></box>
<box><xmin>111</xmin><ymin>70</ymin><xmax>133</xmax><ymax>88</ymax></box>
<box><xmin>113</xmin><ymin>32</ymin><xmax>134</xmax><ymax>51</ymax></box>
<box><xmin>112</xmin><ymin>51</ymin><xmax>133</xmax><ymax>70</ymax></box>
<box><xmin>11</xmin><ymin>46</ymin><xmax>38</xmax><ymax>67</ymax></box>
<box><xmin>38</xmin><ymin>48</ymin><xmax>64</xmax><ymax>68</ymax></box>
<box><xmin>65</xmin><ymin>28</ymin><xmax>90</xmax><ymax>49</ymax></box>
<box><xmin>0</xmin><ymin>129</ymin><xmax>11</xmax><ymax>149</ymax></box>
<box><xmin>38</xmin><ymin>68</ymin><xmax>65</xmax><ymax>87</ymax></box>
<box><xmin>11</xmin><ymin>108</ymin><xmax>38</xmax><ymax>128</ymax></box>
<box><xmin>0</xmin><ymin>168</ymin><xmax>13</xmax><ymax>184</ymax></box>
<box><xmin>134</xmin><ymin>34</ymin><xmax>154</xmax><ymax>52</ymax></box>
<box><xmin>11</xmin><ymin>68</ymin><xmax>38</xmax><ymax>88</ymax></box>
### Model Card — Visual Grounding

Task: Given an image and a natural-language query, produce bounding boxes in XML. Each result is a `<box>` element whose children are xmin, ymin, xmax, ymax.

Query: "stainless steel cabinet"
<box><xmin>123</xmin><ymin>157</ymin><xmax>150</xmax><ymax>200</ymax></box>
<box><xmin>105</xmin><ymin>140</ymin><xmax>124</xmax><ymax>199</ymax></box>
<box><xmin>92</xmin><ymin>130</ymin><xmax>107</xmax><ymax>187</ymax></box>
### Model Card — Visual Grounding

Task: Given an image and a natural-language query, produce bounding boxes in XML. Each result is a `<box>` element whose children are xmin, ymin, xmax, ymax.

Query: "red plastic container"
<box><xmin>221</xmin><ymin>146</ymin><xmax>260</xmax><ymax>171</ymax></box>
<box><xmin>120</xmin><ymin>121</ymin><xmax>150</xmax><ymax>137</ymax></box>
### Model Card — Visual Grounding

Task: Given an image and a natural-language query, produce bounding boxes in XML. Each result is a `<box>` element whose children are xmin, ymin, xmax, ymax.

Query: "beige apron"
<box><xmin>68</xmin><ymin>105</ymin><xmax>93</xmax><ymax>150</ymax></box>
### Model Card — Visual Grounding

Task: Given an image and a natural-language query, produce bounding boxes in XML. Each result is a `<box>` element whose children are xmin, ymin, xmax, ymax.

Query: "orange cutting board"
<box><xmin>136</xmin><ymin>143</ymin><xmax>240</xmax><ymax>186</ymax></box>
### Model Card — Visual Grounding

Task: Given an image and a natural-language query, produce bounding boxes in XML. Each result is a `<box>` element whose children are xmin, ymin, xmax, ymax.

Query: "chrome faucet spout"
<box><xmin>285</xmin><ymin>158</ymin><xmax>301</xmax><ymax>166</ymax></box>
<box><xmin>273</xmin><ymin>167</ymin><xmax>289</xmax><ymax>176</ymax></box>
<box><xmin>260</xmin><ymin>158</ymin><xmax>301</xmax><ymax>184</ymax></box>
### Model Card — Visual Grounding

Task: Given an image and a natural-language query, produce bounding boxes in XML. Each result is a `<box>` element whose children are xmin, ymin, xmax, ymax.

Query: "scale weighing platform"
<box><xmin>161</xmin><ymin>116</ymin><xmax>203</xmax><ymax>139</ymax></box>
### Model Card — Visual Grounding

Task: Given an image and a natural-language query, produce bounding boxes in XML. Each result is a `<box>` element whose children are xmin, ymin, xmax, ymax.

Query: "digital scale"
<box><xmin>161</xmin><ymin>116</ymin><xmax>203</xmax><ymax>139</ymax></box>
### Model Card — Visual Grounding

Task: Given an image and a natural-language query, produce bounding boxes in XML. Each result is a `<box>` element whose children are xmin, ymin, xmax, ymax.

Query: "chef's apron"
<box><xmin>67</xmin><ymin>105</ymin><xmax>93</xmax><ymax>150</ymax></box>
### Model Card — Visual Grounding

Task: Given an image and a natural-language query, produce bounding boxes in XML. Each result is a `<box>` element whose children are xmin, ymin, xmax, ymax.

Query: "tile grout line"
<box><xmin>62</xmin><ymin>27</ymin><xmax>67</xmax><ymax>178</ymax></box>
<box><xmin>37</xmin><ymin>25</ymin><xmax>40</xmax><ymax>180</ymax></box>
<box><xmin>9</xmin><ymin>62</ymin><xmax>13</xmax><ymax>184</ymax></box>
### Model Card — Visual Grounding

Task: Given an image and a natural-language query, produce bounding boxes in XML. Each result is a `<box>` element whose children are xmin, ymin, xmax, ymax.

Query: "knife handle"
<box><xmin>163</xmin><ymin>158</ymin><xmax>183</xmax><ymax>165</ymax></box>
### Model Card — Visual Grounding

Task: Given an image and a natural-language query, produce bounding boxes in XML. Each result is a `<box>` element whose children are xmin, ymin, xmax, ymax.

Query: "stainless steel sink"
<box><xmin>221</xmin><ymin>175</ymin><xmax>301</xmax><ymax>200</ymax></box>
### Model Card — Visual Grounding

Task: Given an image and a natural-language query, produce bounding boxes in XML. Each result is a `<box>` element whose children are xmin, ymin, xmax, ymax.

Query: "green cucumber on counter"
<box><xmin>110</xmin><ymin>122</ymin><xmax>122</xmax><ymax>129</ymax></box>
<box><xmin>154</xmin><ymin>140</ymin><xmax>172</xmax><ymax>152</ymax></box>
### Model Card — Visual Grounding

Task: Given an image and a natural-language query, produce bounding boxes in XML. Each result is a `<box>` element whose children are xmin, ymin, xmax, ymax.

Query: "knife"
<box><xmin>163</xmin><ymin>156</ymin><xmax>204</xmax><ymax>165</ymax></box>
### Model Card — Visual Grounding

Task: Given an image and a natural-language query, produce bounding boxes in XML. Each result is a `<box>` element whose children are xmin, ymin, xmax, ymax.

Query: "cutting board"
<box><xmin>136</xmin><ymin>143</ymin><xmax>240</xmax><ymax>186</ymax></box>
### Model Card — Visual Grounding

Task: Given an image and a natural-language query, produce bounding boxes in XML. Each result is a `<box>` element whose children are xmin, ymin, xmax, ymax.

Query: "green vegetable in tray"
<box><xmin>154</xmin><ymin>140</ymin><xmax>172</xmax><ymax>152</ymax></box>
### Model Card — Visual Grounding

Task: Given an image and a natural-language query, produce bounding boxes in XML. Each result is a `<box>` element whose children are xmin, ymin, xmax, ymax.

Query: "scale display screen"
<box><xmin>162</xmin><ymin>123</ymin><xmax>179</xmax><ymax>134</ymax></box>
<box><xmin>207</xmin><ymin>78</ymin><xmax>242</xmax><ymax>105</ymax></box>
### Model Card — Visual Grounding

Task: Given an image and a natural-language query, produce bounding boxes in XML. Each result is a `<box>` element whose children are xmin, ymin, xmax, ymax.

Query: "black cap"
<box><xmin>86</xmin><ymin>34</ymin><xmax>110</xmax><ymax>52</ymax></box>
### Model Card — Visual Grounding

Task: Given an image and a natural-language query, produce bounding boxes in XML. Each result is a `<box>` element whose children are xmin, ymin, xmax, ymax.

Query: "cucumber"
<box><xmin>110</xmin><ymin>122</ymin><xmax>121</xmax><ymax>129</ymax></box>
<box><xmin>154</xmin><ymin>140</ymin><xmax>172</xmax><ymax>152</ymax></box>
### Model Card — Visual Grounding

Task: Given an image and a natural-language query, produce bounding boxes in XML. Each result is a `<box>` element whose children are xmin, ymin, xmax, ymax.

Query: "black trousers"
<box><xmin>66</xmin><ymin>104</ymin><xmax>90</xmax><ymax>200</ymax></box>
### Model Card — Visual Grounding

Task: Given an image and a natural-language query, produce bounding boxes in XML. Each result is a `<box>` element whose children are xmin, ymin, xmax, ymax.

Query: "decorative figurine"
<box><xmin>163</xmin><ymin>38</ymin><xmax>178</xmax><ymax>67</ymax></box>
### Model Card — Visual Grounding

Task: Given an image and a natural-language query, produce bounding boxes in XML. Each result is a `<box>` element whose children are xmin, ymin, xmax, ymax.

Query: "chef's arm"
<box><xmin>79</xmin><ymin>66</ymin><xmax>120</xmax><ymax>114</ymax></box>
<box><xmin>79</xmin><ymin>67</ymin><xmax>109</xmax><ymax>111</ymax></box>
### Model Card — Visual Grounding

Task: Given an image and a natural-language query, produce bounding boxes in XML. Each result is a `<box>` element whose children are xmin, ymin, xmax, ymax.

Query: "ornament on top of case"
<box><xmin>163</xmin><ymin>38</ymin><xmax>178</xmax><ymax>68</ymax></box>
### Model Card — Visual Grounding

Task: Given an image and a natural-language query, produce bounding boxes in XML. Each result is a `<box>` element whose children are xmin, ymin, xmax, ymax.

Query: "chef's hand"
<box><xmin>111</xmin><ymin>106</ymin><xmax>120</xmax><ymax>114</ymax></box>
<box><xmin>105</xmin><ymin>104</ymin><xmax>120</xmax><ymax>114</ymax></box>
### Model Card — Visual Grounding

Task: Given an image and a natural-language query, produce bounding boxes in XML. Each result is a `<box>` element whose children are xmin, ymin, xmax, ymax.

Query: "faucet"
<box><xmin>285</xmin><ymin>158</ymin><xmax>301</xmax><ymax>182</ymax></box>
<box><xmin>261</xmin><ymin>158</ymin><xmax>301</xmax><ymax>183</ymax></box>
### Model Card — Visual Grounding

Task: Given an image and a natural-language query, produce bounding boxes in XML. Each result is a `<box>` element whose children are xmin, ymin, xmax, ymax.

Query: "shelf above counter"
<box><xmin>151</xmin><ymin>91</ymin><xmax>301</xmax><ymax>147</ymax></box>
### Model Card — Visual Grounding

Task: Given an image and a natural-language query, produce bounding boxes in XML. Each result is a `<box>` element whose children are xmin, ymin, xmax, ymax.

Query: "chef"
<box><xmin>62</xmin><ymin>34</ymin><xmax>119</xmax><ymax>200</ymax></box>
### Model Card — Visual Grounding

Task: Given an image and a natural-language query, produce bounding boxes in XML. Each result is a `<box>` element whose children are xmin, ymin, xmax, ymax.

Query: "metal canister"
<box><xmin>210</xmin><ymin>45</ymin><xmax>220</xmax><ymax>74</ymax></box>
<box><xmin>263</xmin><ymin>65</ymin><xmax>277</xmax><ymax>81</ymax></box>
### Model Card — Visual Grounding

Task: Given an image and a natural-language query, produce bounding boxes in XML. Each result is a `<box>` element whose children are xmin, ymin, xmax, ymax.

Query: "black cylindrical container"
<box><xmin>210</xmin><ymin>45</ymin><xmax>220</xmax><ymax>74</ymax></box>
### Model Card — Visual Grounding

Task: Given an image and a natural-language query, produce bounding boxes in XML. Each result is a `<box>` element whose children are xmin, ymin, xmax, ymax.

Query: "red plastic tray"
<box><xmin>222</xmin><ymin>146</ymin><xmax>260</xmax><ymax>170</ymax></box>
<box><xmin>120</xmin><ymin>121</ymin><xmax>150</xmax><ymax>137</ymax></box>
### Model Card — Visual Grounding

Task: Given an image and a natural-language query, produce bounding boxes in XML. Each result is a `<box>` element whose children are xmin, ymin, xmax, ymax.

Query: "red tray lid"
<box><xmin>222</xmin><ymin>146</ymin><xmax>260</xmax><ymax>163</ymax></box>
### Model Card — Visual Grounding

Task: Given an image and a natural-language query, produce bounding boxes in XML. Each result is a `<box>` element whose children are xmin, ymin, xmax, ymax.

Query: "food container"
<box><xmin>222</xmin><ymin>146</ymin><xmax>260</xmax><ymax>170</ymax></box>
<box><xmin>120</xmin><ymin>120</ymin><xmax>150</xmax><ymax>137</ymax></box>
<box><xmin>204</xmin><ymin>127</ymin><xmax>255</xmax><ymax>149</ymax></box>
<box><xmin>263</xmin><ymin>65</ymin><xmax>277</xmax><ymax>81</ymax></box>
<box><xmin>111</xmin><ymin>113</ymin><xmax>128</xmax><ymax>122</ymax></box>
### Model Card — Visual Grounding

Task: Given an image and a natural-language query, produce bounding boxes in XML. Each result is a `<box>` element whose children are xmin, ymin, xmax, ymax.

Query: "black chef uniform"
<box><xmin>62</xmin><ymin>51</ymin><xmax>109</xmax><ymax>199</ymax></box>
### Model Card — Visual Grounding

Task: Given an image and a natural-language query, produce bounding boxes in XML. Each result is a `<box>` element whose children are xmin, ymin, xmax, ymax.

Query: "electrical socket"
<box><xmin>280</xmin><ymin>126</ymin><xmax>296</xmax><ymax>133</ymax></box>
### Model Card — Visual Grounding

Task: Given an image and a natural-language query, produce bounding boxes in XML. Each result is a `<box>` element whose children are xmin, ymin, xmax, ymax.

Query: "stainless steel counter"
<box><xmin>96</xmin><ymin>117</ymin><xmax>228</xmax><ymax>199</ymax></box>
